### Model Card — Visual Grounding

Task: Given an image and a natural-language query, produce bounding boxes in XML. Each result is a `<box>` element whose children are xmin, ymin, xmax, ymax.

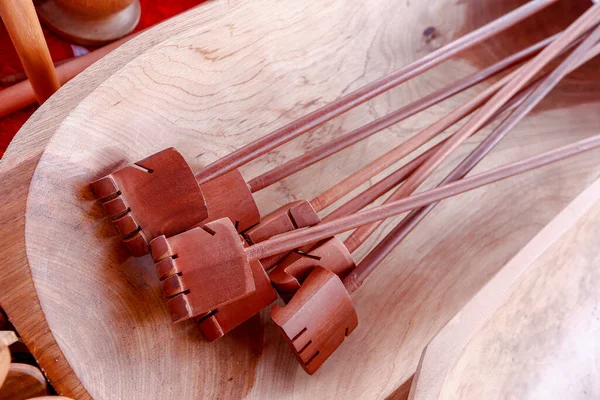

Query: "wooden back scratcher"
<box><xmin>150</xmin><ymin>131</ymin><xmax>600</xmax><ymax>343</ymax></box>
<box><xmin>125</xmin><ymin>8</ymin><xmax>598</xmax><ymax>341</ymax></box>
<box><xmin>265</xmin><ymin>22</ymin><xmax>596</xmax><ymax>299</ymax></box>
<box><xmin>90</xmin><ymin>0</ymin><xmax>556</xmax><ymax>257</ymax></box>
<box><xmin>158</xmin><ymin>34</ymin><xmax>575</xmax><ymax>341</ymax></box>
<box><xmin>274</xmin><ymin>34</ymin><xmax>600</xmax><ymax>375</ymax></box>
<box><xmin>194</xmin><ymin>75</ymin><xmax>536</xmax><ymax>342</ymax></box>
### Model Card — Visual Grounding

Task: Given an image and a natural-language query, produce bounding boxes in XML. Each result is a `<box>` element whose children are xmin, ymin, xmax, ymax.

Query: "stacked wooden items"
<box><xmin>0</xmin><ymin>327</ymin><xmax>72</xmax><ymax>399</ymax></box>
<box><xmin>90</xmin><ymin>0</ymin><xmax>600</xmax><ymax>375</ymax></box>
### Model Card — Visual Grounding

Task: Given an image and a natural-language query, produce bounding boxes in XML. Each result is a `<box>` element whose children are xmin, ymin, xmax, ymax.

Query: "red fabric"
<box><xmin>0</xmin><ymin>0</ymin><xmax>203</xmax><ymax>157</ymax></box>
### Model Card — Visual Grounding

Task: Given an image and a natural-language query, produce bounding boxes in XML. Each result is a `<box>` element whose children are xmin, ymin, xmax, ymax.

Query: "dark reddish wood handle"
<box><xmin>245</xmin><ymin>134</ymin><xmax>600</xmax><ymax>261</ymax></box>
<box><xmin>344</xmin><ymin>31</ymin><xmax>600</xmax><ymax>293</ymax></box>
<box><xmin>194</xmin><ymin>0</ymin><xmax>559</xmax><ymax>185</ymax></box>
<box><xmin>246</xmin><ymin>34</ymin><xmax>555</xmax><ymax>194</ymax></box>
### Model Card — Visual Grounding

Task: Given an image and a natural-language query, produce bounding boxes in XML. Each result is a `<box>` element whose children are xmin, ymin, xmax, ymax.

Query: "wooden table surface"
<box><xmin>1</xmin><ymin>1</ymin><xmax>599</xmax><ymax>399</ymax></box>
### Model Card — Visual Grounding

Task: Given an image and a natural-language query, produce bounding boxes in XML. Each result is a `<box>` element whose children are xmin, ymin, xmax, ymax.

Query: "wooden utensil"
<box><xmin>270</xmin><ymin>133</ymin><xmax>600</xmax><ymax>374</ymax></box>
<box><xmin>0</xmin><ymin>0</ymin><xmax>60</xmax><ymax>103</ymax></box>
<box><xmin>175</xmin><ymin>81</ymin><xmax>541</xmax><ymax>338</ymax></box>
<box><xmin>91</xmin><ymin>0</ymin><xmax>557</xmax><ymax>256</ymax></box>
<box><xmin>150</xmin><ymin>133</ymin><xmax>600</xmax><ymax>324</ymax></box>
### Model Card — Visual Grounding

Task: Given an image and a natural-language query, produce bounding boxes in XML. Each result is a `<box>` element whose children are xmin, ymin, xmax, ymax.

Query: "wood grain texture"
<box><xmin>0</xmin><ymin>5</ymin><xmax>220</xmax><ymax>398</ymax></box>
<box><xmin>1</xmin><ymin>0</ymin><xmax>599</xmax><ymax>399</ymax></box>
<box><xmin>408</xmin><ymin>177</ymin><xmax>600</xmax><ymax>400</ymax></box>
<box><xmin>0</xmin><ymin>332</ymin><xmax>17</xmax><ymax>389</ymax></box>
<box><xmin>443</xmin><ymin>187</ymin><xmax>600</xmax><ymax>399</ymax></box>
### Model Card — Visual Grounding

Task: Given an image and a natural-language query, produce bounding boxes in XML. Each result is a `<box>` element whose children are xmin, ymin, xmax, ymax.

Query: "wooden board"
<box><xmin>409</xmin><ymin>177</ymin><xmax>600</xmax><ymax>400</ymax></box>
<box><xmin>1</xmin><ymin>0</ymin><xmax>599</xmax><ymax>398</ymax></box>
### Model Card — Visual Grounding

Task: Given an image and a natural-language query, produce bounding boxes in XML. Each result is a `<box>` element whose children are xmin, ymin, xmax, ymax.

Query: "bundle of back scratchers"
<box><xmin>91</xmin><ymin>0</ymin><xmax>600</xmax><ymax>375</ymax></box>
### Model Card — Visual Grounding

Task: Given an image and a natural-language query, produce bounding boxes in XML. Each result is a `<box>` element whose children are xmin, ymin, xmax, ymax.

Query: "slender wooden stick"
<box><xmin>343</xmin><ymin>37</ymin><xmax>600</xmax><ymax>294</ymax></box>
<box><xmin>246</xmin><ymin>35</ymin><xmax>556</xmax><ymax>193</ymax></box>
<box><xmin>308</xmin><ymin>62</ymin><xmax>519</xmax><ymax>213</ymax></box>
<box><xmin>342</xmin><ymin>7</ymin><xmax>600</xmax><ymax>252</ymax></box>
<box><xmin>194</xmin><ymin>0</ymin><xmax>559</xmax><ymax>185</ymax></box>
<box><xmin>322</xmin><ymin>142</ymin><xmax>442</xmax><ymax>222</ymax></box>
<box><xmin>0</xmin><ymin>0</ymin><xmax>60</xmax><ymax>103</ymax></box>
<box><xmin>244</xmin><ymin>134</ymin><xmax>600</xmax><ymax>261</ymax></box>
<box><xmin>323</xmin><ymin>78</ymin><xmax>535</xmax><ymax>223</ymax></box>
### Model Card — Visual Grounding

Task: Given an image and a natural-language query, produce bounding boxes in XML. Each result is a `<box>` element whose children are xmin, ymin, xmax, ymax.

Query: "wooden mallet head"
<box><xmin>91</xmin><ymin>148</ymin><xmax>209</xmax><ymax>256</ymax></box>
<box><xmin>150</xmin><ymin>218</ymin><xmax>255</xmax><ymax>323</ymax></box>
<box><xmin>271</xmin><ymin>266</ymin><xmax>358</xmax><ymax>374</ymax></box>
<box><xmin>269</xmin><ymin>237</ymin><xmax>355</xmax><ymax>302</ymax></box>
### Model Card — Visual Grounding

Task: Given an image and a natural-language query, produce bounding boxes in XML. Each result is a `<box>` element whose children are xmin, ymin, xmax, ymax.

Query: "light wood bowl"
<box><xmin>1</xmin><ymin>0</ymin><xmax>599</xmax><ymax>398</ymax></box>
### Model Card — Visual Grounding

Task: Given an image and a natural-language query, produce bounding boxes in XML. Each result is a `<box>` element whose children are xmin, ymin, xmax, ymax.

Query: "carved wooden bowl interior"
<box><xmin>24</xmin><ymin>0</ymin><xmax>600</xmax><ymax>398</ymax></box>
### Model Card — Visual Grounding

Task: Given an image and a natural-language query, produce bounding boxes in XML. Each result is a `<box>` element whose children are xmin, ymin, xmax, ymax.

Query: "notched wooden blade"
<box><xmin>90</xmin><ymin>148</ymin><xmax>209</xmax><ymax>256</ymax></box>
<box><xmin>199</xmin><ymin>169</ymin><xmax>261</xmax><ymax>233</ymax></box>
<box><xmin>271</xmin><ymin>266</ymin><xmax>358</xmax><ymax>374</ymax></box>
<box><xmin>149</xmin><ymin>218</ymin><xmax>255</xmax><ymax>323</ymax></box>
<box><xmin>197</xmin><ymin>258</ymin><xmax>277</xmax><ymax>341</ymax></box>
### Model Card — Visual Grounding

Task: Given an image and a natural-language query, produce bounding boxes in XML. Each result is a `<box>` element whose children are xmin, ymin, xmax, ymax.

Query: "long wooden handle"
<box><xmin>342</xmin><ymin>7</ymin><xmax>600</xmax><ymax>252</ymax></box>
<box><xmin>194</xmin><ymin>0</ymin><xmax>559</xmax><ymax>185</ymax></box>
<box><xmin>329</xmin><ymin>30</ymin><xmax>588</xmax><ymax>233</ymax></box>
<box><xmin>324</xmin><ymin>71</ymin><xmax>537</xmax><ymax>224</ymax></box>
<box><xmin>308</xmin><ymin>59</ymin><xmax>517</xmax><ymax>213</ymax></box>
<box><xmin>322</xmin><ymin>140</ymin><xmax>443</xmax><ymax>222</ymax></box>
<box><xmin>344</xmin><ymin>37</ymin><xmax>600</xmax><ymax>293</ymax></box>
<box><xmin>245</xmin><ymin>34</ymin><xmax>555</xmax><ymax>194</ymax></box>
<box><xmin>0</xmin><ymin>0</ymin><xmax>60</xmax><ymax>103</ymax></box>
<box><xmin>245</xmin><ymin>134</ymin><xmax>600</xmax><ymax>261</ymax></box>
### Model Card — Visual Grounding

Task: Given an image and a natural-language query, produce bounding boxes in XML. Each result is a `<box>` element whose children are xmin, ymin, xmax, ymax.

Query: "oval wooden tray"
<box><xmin>1</xmin><ymin>0</ymin><xmax>599</xmax><ymax>399</ymax></box>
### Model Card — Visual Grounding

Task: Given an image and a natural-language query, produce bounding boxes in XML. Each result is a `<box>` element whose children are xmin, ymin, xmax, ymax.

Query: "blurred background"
<box><xmin>0</xmin><ymin>0</ymin><xmax>204</xmax><ymax>157</ymax></box>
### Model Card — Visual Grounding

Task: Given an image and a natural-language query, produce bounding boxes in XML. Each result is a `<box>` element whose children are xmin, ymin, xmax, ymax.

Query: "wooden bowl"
<box><xmin>2</xmin><ymin>0</ymin><xmax>599</xmax><ymax>398</ymax></box>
